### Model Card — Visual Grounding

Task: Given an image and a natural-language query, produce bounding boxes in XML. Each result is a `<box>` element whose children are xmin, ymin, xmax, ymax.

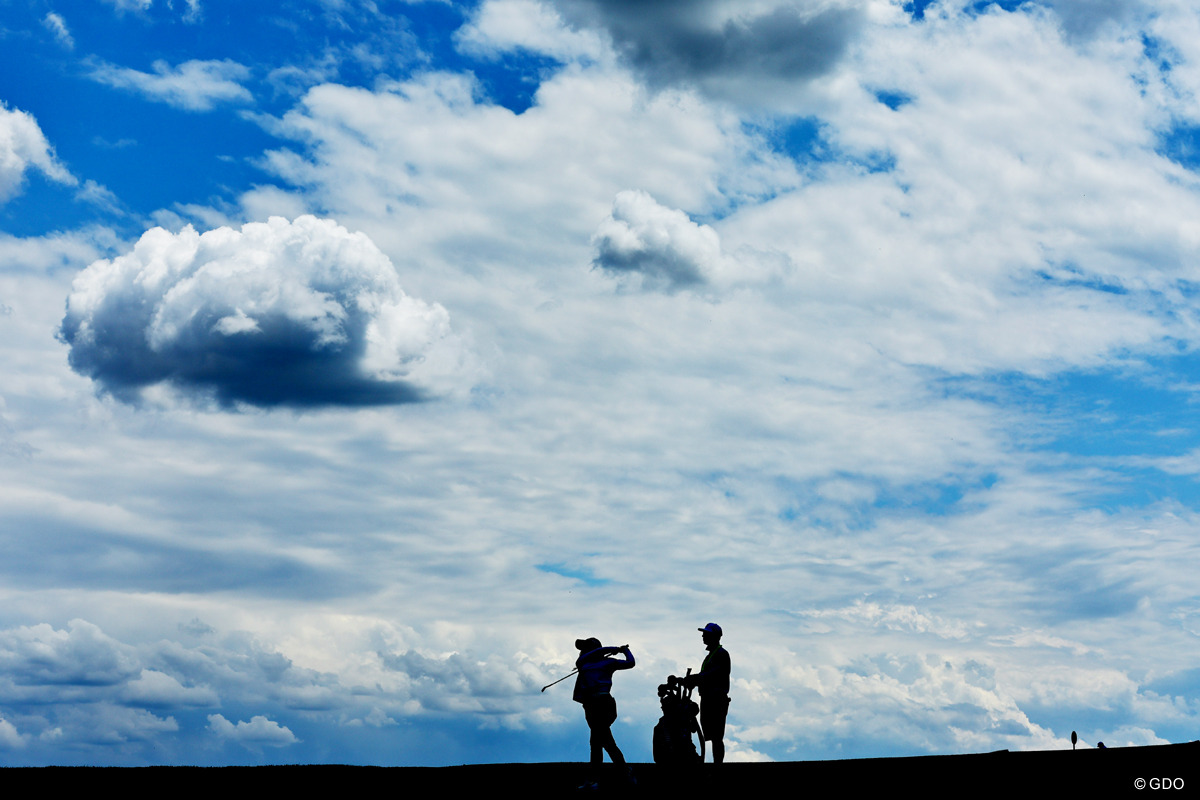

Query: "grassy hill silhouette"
<box><xmin>18</xmin><ymin>741</ymin><xmax>1195</xmax><ymax>796</ymax></box>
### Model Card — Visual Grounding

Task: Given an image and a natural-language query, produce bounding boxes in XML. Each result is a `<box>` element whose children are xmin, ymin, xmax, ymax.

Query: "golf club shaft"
<box><xmin>540</xmin><ymin>668</ymin><xmax>578</xmax><ymax>692</ymax></box>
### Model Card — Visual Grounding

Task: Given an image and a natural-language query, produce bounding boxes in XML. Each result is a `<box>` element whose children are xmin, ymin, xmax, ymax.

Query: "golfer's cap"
<box><xmin>575</xmin><ymin>637</ymin><xmax>601</xmax><ymax>651</ymax></box>
<box><xmin>698</xmin><ymin>622</ymin><xmax>722</xmax><ymax>635</ymax></box>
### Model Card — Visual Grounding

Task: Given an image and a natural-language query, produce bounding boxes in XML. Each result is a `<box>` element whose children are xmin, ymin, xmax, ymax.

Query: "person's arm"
<box><xmin>613</xmin><ymin>645</ymin><xmax>635</xmax><ymax>669</ymax></box>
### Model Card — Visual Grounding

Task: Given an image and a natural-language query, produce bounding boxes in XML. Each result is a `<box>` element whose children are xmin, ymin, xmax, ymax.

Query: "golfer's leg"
<box><xmin>589</xmin><ymin>727</ymin><xmax>604</xmax><ymax>764</ymax></box>
<box><xmin>598</xmin><ymin>725</ymin><xmax>625</xmax><ymax>765</ymax></box>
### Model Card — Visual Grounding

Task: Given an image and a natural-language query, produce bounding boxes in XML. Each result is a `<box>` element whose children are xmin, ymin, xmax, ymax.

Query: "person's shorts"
<box><xmin>583</xmin><ymin>694</ymin><xmax>618</xmax><ymax>729</ymax></box>
<box><xmin>700</xmin><ymin>696</ymin><xmax>729</xmax><ymax>741</ymax></box>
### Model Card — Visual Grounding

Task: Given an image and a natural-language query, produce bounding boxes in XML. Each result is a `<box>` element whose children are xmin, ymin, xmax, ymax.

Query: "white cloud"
<box><xmin>101</xmin><ymin>0</ymin><xmax>154</xmax><ymax>12</ymax></box>
<box><xmin>592</xmin><ymin>190</ymin><xmax>723</xmax><ymax>291</ymax></box>
<box><xmin>207</xmin><ymin>714</ymin><xmax>298</xmax><ymax>747</ymax></box>
<box><xmin>59</xmin><ymin>215</ymin><xmax>471</xmax><ymax>408</ymax></box>
<box><xmin>708</xmin><ymin>3</ymin><xmax>1200</xmax><ymax>376</ymax></box>
<box><xmin>87</xmin><ymin>58</ymin><xmax>252</xmax><ymax>112</ymax></box>
<box><xmin>254</xmin><ymin>66</ymin><xmax>796</xmax><ymax>297</ymax></box>
<box><xmin>0</xmin><ymin>719</ymin><xmax>24</xmax><ymax>750</ymax></box>
<box><xmin>0</xmin><ymin>103</ymin><xmax>76</xmax><ymax>202</ymax></box>
<box><xmin>119</xmin><ymin>670</ymin><xmax>219</xmax><ymax>708</ymax></box>
<box><xmin>0</xmin><ymin>620</ymin><xmax>140</xmax><ymax>689</ymax></box>
<box><xmin>798</xmin><ymin>601</ymin><xmax>974</xmax><ymax>640</ymax></box>
<box><xmin>0</xmin><ymin>227</ymin><xmax>116</xmax><ymax>274</ymax></box>
<box><xmin>41</xmin><ymin>13</ymin><xmax>74</xmax><ymax>49</ymax></box>
<box><xmin>456</xmin><ymin>0</ymin><xmax>607</xmax><ymax>62</ymax></box>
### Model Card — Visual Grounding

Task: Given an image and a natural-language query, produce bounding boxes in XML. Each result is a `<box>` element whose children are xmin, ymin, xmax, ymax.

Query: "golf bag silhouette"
<box><xmin>653</xmin><ymin>669</ymin><xmax>704</xmax><ymax>765</ymax></box>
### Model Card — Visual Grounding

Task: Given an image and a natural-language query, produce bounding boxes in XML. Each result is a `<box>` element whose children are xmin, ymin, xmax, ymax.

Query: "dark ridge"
<box><xmin>13</xmin><ymin>741</ymin><xmax>1196</xmax><ymax>795</ymax></box>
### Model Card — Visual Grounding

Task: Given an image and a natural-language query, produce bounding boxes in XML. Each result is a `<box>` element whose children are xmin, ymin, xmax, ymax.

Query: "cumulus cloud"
<box><xmin>207</xmin><ymin>714</ymin><xmax>298</xmax><ymax>747</ymax></box>
<box><xmin>0</xmin><ymin>103</ymin><xmax>76</xmax><ymax>203</ymax></box>
<box><xmin>555</xmin><ymin>0</ymin><xmax>864</xmax><ymax>103</ymax></box>
<box><xmin>119</xmin><ymin>670</ymin><xmax>219</xmax><ymax>708</ymax></box>
<box><xmin>87</xmin><ymin>58</ymin><xmax>252</xmax><ymax>111</ymax></box>
<box><xmin>0</xmin><ymin>620</ymin><xmax>140</xmax><ymax>689</ymax></box>
<box><xmin>592</xmin><ymin>189</ymin><xmax>723</xmax><ymax>291</ymax></box>
<box><xmin>59</xmin><ymin>215</ymin><xmax>469</xmax><ymax>408</ymax></box>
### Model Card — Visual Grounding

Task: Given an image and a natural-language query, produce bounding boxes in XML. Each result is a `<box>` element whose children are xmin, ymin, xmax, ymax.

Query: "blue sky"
<box><xmin>1</xmin><ymin>0</ymin><xmax>1200</xmax><ymax>767</ymax></box>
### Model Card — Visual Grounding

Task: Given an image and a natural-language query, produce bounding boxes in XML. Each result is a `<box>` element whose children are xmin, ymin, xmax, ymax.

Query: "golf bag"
<box><xmin>652</xmin><ymin>669</ymin><xmax>704</xmax><ymax>765</ymax></box>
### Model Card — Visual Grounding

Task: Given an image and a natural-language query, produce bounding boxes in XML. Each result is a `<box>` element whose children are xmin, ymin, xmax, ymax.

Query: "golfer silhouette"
<box><xmin>572</xmin><ymin>637</ymin><xmax>636</xmax><ymax>788</ymax></box>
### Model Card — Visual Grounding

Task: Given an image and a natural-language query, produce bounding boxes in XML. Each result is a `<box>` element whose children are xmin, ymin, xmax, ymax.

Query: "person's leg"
<box><xmin>589</xmin><ymin>728</ymin><xmax>604</xmax><ymax>764</ymax></box>
<box><xmin>701</xmin><ymin>698</ymin><xmax>729</xmax><ymax>763</ymax></box>
<box><xmin>585</xmin><ymin>695</ymin><xmax>623</xmax><ymax>765</ymax></box>
<box><xmin>594</xmin><ymin>724</ymin><xmax>625</xmax><ymax>764</ymax></box>
<box><xmin>599</xmin><ymin>695</ymin><xmax>625</xmax><ymax>764</ymax></box>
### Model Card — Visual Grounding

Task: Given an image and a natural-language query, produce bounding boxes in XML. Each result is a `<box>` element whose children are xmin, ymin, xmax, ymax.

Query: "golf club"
<box><xmin>541</xmin><ymin>668</ymin><xmax>578</xmax><ymax>692</ymax></box>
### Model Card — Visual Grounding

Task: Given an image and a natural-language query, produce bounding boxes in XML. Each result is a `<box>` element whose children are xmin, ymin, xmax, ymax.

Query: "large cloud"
<box><xmin>59</xmin><ymin>216</ymin><xmax>468</xmax><ymax>408</ymax></box>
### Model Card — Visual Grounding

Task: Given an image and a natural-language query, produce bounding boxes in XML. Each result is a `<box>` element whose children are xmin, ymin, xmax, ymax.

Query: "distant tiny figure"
<box><xmin>683</xmin><ymin>622</ymin><xmax>731</xmax><ymax>763</ymax></box>
<box><xmin>573</xmin><ymin>637</ymin><xmax>636</xmax><ymax>787</ymax></box>
<box><xmin>1071</xmin><ymin>730</ymin><xmax>1077</xmax><ymax>750</ymax></box>
<box><xmin>1096</xmin><ymin>741</ymin><xmax>1106</xmax><ymax>749</ymax></box>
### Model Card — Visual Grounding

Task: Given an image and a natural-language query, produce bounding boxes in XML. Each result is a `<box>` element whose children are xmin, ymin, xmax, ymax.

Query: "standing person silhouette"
<box><xmin>685</xmin><ymin>622</ymin><xmax>730</xmax><ymax>763</ymax></box>
<box><xmin>573</xmin><ymin>637</ymin><xmax>636</xmax><ymax>788</ymax></box>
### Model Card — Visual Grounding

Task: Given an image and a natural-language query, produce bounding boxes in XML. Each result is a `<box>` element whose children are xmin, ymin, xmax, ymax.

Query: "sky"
<box><xmin>0</xmin><ymin>0</ymin><xmax>1199</xmax><ymax>767</ymax></box>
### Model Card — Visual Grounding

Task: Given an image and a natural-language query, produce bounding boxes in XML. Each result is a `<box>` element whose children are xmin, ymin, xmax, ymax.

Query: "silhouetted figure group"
<box><xmin>568</xmin><ymin>622</ymin><xmax>731</xmax><ymax>789</ymax></box>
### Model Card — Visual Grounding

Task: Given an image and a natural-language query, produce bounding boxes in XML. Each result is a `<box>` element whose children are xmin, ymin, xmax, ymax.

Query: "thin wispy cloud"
<box><xmin>101</xmin><ymin>0</ymin><xmax>155</xmax><ymax>13</ymax></box>
<box><xmin>87</xmin><ymin>58</ymin><xmax>252</xmax><ymax>111</ymax></box>
<box><xmin>41</xmin><ymin>12</ymin><xmax>74</xmax><ymax>49</ymax></box>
